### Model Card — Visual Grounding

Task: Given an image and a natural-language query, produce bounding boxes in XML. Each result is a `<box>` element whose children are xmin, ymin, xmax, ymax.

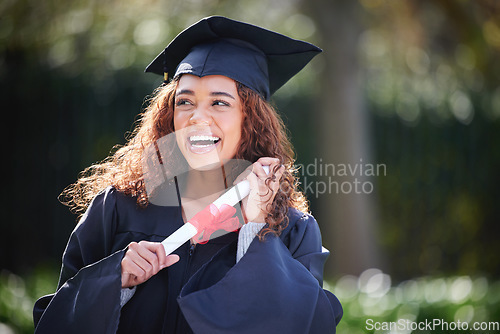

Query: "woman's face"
<box><xmin>173</xmin><ymin>74</ymin><xmax>243</xmax><ymax>170</ymax></box>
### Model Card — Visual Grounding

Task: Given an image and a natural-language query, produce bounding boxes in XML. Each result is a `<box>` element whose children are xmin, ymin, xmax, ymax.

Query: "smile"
<box><xmin>189</xmin><ymin>135</ymin><xmax>221</xmax><ymax>147</ymax></box>
<box><xmin>187</xmin><ymin>134</ymin><xmax>221</xmax><ymax>154</ymax></box>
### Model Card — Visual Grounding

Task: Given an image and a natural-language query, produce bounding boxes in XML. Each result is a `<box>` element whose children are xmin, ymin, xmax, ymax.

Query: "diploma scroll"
<box><xmin>161</xmin><ymin>165</ymin><xmax>270</xmax><ymax>255</ymax></box>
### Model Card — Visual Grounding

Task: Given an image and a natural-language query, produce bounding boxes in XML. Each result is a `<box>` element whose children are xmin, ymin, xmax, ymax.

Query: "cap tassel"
<box><xmin>163</xmin><ymin>72</ymin><xmax>168</xmax><ymax>82</ymax></box>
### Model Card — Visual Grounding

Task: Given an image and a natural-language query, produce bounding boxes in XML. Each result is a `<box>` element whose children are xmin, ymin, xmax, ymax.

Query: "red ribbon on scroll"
<box><xmin>189</xmin><ymin>204</ymin><xmax>241</xmax><ymax>244</ymax></box>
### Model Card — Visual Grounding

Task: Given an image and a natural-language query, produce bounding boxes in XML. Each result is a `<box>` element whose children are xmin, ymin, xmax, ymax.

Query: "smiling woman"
<box><xmin>33</xmin><ymin>16</ymin><xmax>343</xmax><ymax>334</ymax></box>
<box><xmin>174</xmin><ymin>74</ymin><xmax>243</xmax><ymax>169</ymax></box>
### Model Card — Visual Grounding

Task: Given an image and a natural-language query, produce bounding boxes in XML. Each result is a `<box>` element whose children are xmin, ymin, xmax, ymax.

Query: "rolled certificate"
<box><xmin>213</xmin><ymin>165</ymin><xmax>269</xmax><ymax>209</ymax></box>
<box><xmin>161</xmin><ymin>165</ymin><xmax>270</xmax><ymax>255</ymax></box>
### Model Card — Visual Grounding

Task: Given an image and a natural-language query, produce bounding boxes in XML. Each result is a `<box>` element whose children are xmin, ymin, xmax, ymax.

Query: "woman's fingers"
<box><xmin>121</xmin><ymin>259</ymin><xmax>147</xmax><ymax>288</ymax></box>
<box><xmin>164</xmin><ymin>254</ymin><xmax>180</xmax><ymax>267</ymax></box>
<box><xmin>121</xmin><ymin>255</ymin><xmax>147</xmax><ymax>288</ymax></box>
<box><xmin>126</xmin><ymin>246</ymin><xmax>154</xmax><ymax>276</ymax></box>
<box><xmin>121</xmin><ymin>241</ymin><xmax>180</xmax><ymax>288</ymax></box>
<box><xmin>232</xmin><ymin>157</ymin><xmax>281</xmax><ymax>185</ymax></box>
<box><xmin>252</xmin><ymin>158</ymin><xmax>283</xmax><ymax>195</ymax></box>
<box><xmin>255</xmin><ymin>157</ymin><xmax>280</xmax><ymax>168</ymax></box>
<box><xmin>252</xmin><ymin>161</ymin><xmax>268</xmax><ymax>179</ymax></box>
<box><xmin>140</xmin><ymin>241</ymin><xmax>167</xmax><ymax>269</ymax></box>
<box><xmin>240</xmin><ymin>157</ymin><xmax>286</xmax><ymax>223</ymax></box>
<box><xmin>273</xmin><ymin>164</ymin><xmax>286</xmax><ymax>187</ymax></box>
<box><xmin>255</xmin><ymin>158</ymin><xmax>282</xmax><ymax>185</ymax></box>
<box><xmin>136</xmin><ymin>241</ymin><xmax>161</xmax><ymax>274</ymax></box>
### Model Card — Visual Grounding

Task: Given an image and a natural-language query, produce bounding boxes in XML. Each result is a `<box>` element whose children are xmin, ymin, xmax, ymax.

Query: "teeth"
<box><xmin>189</xmin><ymin>135</ymin><xmax>220</xmax><ymax>142</ymax></box>
<box><xmin>188</xmin><ymin>135</ymin><xmax>220</xmax><ymax>148</ymax></box>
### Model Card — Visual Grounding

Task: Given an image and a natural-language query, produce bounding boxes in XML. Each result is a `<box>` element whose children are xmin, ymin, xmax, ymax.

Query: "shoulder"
<box><xmin>79</xmin><ymin>186</ymin><xmax>117</xmax><ymax>219</ymax></box>
<box><xmin>95</xmin><ymin>185</ymin><xmax>136</xmax><ymax>204</ymax></box>
<box><xmin>73</xmin><ymin>186</ymin><xmax>116</xmax><ymax>231</ymax></box>
<box><xmin>279</xmin><ymin>208</ymin><xmax>322</xmax><ymax>254</ymax></box>
<box><xmin>286</xmin><ymin>207</ymin><xmax>317</xmax><ymax>226</ymax></box>
<box><xmin>83</xmin><ymin>186</ymin><xmax>137</xmax><ymax>215</ymax></box>
<box><xmin>282</xmin><ymin>207</ymin><xmax>320</xmax><ymax>237</ymax></box>
<box><xmin>74</xmin><ymin>186</ymin><xmax>135</xmax><ymax>232</ymax></box>
<box><xmin>88</xmin><ymin>185</ymin><xmax>118</xmax><ymax>206</ymax></box>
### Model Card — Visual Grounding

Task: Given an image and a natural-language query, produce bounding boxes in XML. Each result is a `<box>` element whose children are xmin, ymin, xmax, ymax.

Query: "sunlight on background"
<box><xmin>2</xmin><ymin>0</ymin><xmax>500</xmax><ymax>332</ymax></box>
<box><xmin>328</xmin><ymin>269</ymin><xmax>498</xmax><ymax>334</ymax></box>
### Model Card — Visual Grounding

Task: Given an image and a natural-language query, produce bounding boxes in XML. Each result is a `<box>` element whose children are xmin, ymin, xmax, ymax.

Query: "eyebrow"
<box><xmin>175</xmin><ymin>89</ymin><xmax>235</xmax><ymax>100</ymax></box>
<box><xmin>176</xmin><ymin>89</ymin><xmax>194</xmax><ymax>96</ymax></box>
<box><xmin>210</xmin><ymin>91</ymin><xmax>235</xmax><ymax>100</ymax></box>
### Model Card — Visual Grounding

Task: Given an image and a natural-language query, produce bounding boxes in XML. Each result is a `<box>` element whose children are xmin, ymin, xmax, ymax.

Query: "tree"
<box><xmin>302</xmin><ymin>0</ymin><xmax>382</xmax><ymax>277</ymax></box>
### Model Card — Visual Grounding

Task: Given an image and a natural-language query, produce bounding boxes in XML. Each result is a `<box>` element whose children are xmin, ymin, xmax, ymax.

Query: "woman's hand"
<box><xmin>235</xmin><ymin>157</ymin><xmax>285</xmax><ymax>224</ymax></box>
<box><xmin>121</xmin><ymin>241</ymin><xmax>180</xmax><ymax>288</ymax></box>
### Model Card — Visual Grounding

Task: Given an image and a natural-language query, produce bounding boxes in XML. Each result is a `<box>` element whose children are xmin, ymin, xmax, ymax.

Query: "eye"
<box><xmin>175</xmin><ymin>99</ymin><xmax>193</xmax><ymax>107</ymax></box>
<box><xmin>212</xmin><ymin>100</ymin><xmax>230</xmax><ymax>107</ymax></box>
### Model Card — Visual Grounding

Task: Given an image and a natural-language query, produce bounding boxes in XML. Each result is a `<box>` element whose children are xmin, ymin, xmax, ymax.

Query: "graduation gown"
<box><xmin>33</xmin><ymin>186</ymin><xmax>342</xmax><ymax>333</ymax></box>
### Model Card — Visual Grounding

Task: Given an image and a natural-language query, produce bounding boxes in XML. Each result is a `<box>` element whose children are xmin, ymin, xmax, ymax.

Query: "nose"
<box><xmin>189</xmin><ymin>107</ymin><xmax>212</xmax><ymax>126</ymax></box>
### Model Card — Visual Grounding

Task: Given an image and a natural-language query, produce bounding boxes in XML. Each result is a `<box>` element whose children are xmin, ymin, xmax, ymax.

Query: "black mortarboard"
<box><xmin>144</xmin><ymin>16</ymin><xmax>322</xmax><ymax>100</ymax></box>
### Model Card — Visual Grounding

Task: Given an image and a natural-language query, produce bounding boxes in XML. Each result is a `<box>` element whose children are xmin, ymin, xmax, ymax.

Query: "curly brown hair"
<box><xmin>61</xmin><ymin>77</ymin><xmax>309</xmax><ymax>237</ymax></box>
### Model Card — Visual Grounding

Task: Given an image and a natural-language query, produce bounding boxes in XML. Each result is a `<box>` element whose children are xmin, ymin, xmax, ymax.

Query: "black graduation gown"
<box><xmin>33</xmin><ymin>186</ymin><xmax>342</xmax><ymax>333</ymax></box>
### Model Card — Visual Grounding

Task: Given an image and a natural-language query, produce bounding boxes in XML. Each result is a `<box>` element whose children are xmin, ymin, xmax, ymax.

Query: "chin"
<box><xmin>187</xmin><ymin>160</ymin><xmax>222</xmax><ymax>171</ymax></box>
<box><xmin>182</xmin><ymin>150</ymin><xmax>223</xmax><ymax>171</ymax></box>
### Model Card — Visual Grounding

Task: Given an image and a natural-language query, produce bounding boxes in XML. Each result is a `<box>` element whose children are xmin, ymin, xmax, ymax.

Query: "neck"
<box><xmin>178</xmin><ymin>166</ymin><xmax>228</xmax><ymax>204</ymax></box>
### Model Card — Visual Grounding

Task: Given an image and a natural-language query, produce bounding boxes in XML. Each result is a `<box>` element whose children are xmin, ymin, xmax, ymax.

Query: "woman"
<box><xmin>33</xmin><ymin>16</ymin><xmax>343</xmax><ymax>333</ymax></box>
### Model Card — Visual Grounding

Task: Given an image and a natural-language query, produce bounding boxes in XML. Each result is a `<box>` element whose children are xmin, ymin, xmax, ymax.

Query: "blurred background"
<box><xmin>1</xmin><ymin>0</ymin><xmax>499</xmax><ymax>332</ymax></box>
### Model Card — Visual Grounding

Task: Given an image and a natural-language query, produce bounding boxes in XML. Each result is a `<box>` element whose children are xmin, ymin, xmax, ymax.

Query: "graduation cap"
<box><xmin>144</xmin><ymin>16</ymin><xmax>322</xmax><ymax>100</ymax></box>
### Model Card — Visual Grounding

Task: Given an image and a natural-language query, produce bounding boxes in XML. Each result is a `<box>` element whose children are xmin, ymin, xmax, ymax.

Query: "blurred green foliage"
<box><xmin>356</xmin><ymin>0</ymin><xmax>500</xmax><ymax>279</ymax></box>
<box><xmin>330</xmin><ymin>269</ymin><xmax>500</xmax><ymax>333</ymax></box>
<box><xmin>2</xmin><ymin>0</ymin><xmax>500</xmax><ymax>329</ymax></box>
<box><xmin>2</xmin><ymin>268</ymin><xmax>499</xmax><ymax>333</ymax></box>
<box><xmin>0</xmin><ymin>268</ymin><xmax>58</xmax><ymax>334</ymax></box>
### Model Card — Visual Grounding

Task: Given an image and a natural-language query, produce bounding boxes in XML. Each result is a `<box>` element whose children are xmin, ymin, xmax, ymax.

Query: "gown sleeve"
<box><xmin>33</xmin><ymin>187</ymin><xmax>125</xmax><ymax>334</ymax></box>
<box><xmin>177</xmin><ymin>211</ymin><xmax>343</xmax><ymax>334</ymax></box>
